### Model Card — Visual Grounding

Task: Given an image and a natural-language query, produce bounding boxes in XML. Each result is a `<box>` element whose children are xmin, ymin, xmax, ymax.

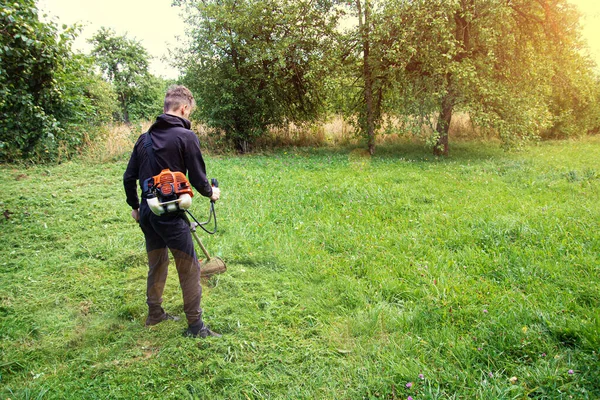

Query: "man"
<box><xmin>123</xmin><ymin>85</ymin><xmax>221</xmax><ymax>338</ymax></box>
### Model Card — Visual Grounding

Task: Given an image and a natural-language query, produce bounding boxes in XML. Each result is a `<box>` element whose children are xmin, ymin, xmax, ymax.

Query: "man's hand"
<box><xmin>210</xmin><ymin>187</ymin><xmax>221</xmax><ymax>202</ymax></box>
<box><xmin>131</xmin><ymin>208</ymin><xmax>140</xmax><ymax>222</ymax></box>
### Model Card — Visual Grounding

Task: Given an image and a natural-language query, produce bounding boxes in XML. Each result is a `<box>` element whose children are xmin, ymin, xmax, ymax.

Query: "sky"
<box><xmin>571</xmin><ymin>0</ymin><xmax>600</xmax><ymax>67</ymax></box>
<box><xmin>38</xmin><ymin>0</ymin><xmax>600</xmax><ymax>79</ymax></box>
<box><xmin>37</xmin><ymin>0</ymin><xmax>187</xmax><ymax>79</ymax></box>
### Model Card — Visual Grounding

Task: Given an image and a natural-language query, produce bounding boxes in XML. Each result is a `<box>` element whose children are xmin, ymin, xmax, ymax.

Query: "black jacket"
<box><xmin>123</xmin><ymin>113</ymin><xmax>213</xmax><ymax>210</ymax></box>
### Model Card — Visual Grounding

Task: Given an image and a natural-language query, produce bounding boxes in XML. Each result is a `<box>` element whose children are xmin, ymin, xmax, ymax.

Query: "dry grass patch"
<box><xmin>83</xmin><ymin>122</ymin><xmax>152</xmax><ymax>162</ymax></box>
<box><xmin>81</xmin><ymin>113</ymin><xmax>496</xmax><ymax>160</ymax></box>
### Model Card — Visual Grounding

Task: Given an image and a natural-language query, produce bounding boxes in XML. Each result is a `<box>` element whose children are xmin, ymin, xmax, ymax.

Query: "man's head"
<box><xmin>164</xmin><ymin>85</ymin><xmax>196</xmax><ymax>119</ymax></box>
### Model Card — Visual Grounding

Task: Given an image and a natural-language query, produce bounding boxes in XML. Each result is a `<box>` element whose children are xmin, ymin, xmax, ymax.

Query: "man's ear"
<box><xmin>182</xmin><ymin>104</ymin><xmax>192</xmax><ymax>118</ymax></box>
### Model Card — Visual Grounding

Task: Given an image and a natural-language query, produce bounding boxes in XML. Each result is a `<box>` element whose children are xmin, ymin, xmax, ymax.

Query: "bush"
<box><xmin>0</xmin><ymin>0</ymin><xmax>117</xmax><ymax>162</ymax></box>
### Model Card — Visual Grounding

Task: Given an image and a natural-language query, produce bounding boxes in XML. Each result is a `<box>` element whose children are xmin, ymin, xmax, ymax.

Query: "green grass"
<box><xmin>1</xmin><ymin>138</ymin><xmax>599</xmax><ymax>399</ymax></box>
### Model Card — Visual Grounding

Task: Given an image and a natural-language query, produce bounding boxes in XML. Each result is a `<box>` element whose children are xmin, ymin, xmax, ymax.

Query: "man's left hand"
<box><xmin>131</xmin><ymin>208</ymin><xmax>140</xmax><ymax>222</ymax></box>
<box><xmin>210</xmin><ymin>187</ymin><xmax>221</xmax><ymax>202</ymax></box>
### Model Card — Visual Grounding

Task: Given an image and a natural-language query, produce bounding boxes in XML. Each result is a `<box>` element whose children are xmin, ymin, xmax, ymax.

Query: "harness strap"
<box><xmin>144</xmin><ymin>131</ymin><xmax>160</xmax><ymax>175</ymax></box>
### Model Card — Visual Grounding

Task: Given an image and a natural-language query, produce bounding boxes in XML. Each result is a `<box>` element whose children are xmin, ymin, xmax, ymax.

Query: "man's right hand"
<box><xmin>210</xmin><ymin>187</ymin><xmax>221</xmax><ymax>202</ymax></box>
<box><xmin>131</xmin><ymin>208</ymin><xmax>140</xmax><ymax>223</ymax></box>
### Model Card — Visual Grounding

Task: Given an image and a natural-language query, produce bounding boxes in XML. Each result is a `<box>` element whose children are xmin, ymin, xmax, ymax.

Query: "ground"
<box><xmin>1</xmin><ymin>138</ymin><xmax>599</xmax><ymax>399</ymax></box>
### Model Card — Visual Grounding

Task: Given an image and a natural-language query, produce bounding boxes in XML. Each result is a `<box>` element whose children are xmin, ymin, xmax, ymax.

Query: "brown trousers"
<box><xmin>139</xmin><ymin>203</ymin><xmax>202</xmax><ymax>325</ymax></box>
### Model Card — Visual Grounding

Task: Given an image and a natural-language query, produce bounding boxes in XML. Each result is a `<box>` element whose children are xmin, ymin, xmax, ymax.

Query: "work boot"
<box><xmin>183</xmin><ymin>320</ymin><xmax>222</xmax><ymax>338</ymax></box>
<box><xmin>145</xmin><ymin>312</ymin><xmax>181</xmax><ymax>327</ymax></box>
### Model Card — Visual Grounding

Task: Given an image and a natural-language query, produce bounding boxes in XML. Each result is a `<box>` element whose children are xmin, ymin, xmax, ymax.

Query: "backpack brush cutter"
<box><xmin>144</xmin><ymin>170</ymin><xmax>226</xmax><ymax>278</ymax></box>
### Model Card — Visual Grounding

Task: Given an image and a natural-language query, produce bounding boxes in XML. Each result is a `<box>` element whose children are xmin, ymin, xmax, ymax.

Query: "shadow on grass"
<box><xmin>375</xmin><ymin>140</ymin><xmax>507</xmax><ymax>162</ymax></box>
<box><xmin>269</xmin><ymin>139</ymin><xmax>509</xmax><ymax>163</ymax></box>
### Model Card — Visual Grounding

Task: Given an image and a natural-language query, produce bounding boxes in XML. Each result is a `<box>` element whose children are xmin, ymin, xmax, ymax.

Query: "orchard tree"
<box><xmin>89</xmin><ymin>28</ymin><xmax>161</xmax><ymax>122</ymax></box>
<box><xmin>538</xmin><ymin>1</ymin><xmax>600</xmax><ymax>138</ymax></box>
<box><xmin>338</xmin><ymin>0</ymin><xmax>420</xmax><ymax>155</ymax></box>
<box><xmin>175</xmin><ymin>0</ymin><xmax>340</xmax><ymax>152</ymax></box>
<box><xmin>50</xmin><ymin>52</ymin><xmax>119</xmax><ymax>149</ymax></box>
<box><xmin>356</xmin><ymin>0</ymin><xmax>377</xmax><ymax>155</ymax></box>
<box><xmin>338</xmin><ymin>0</ymin><xmax>598</xmax><ymax>155</ymax></box>
<box><xmin>126</xmin><ymin>74</ymin><xmax>171</xmax><ymax>122</ymax></box>
<box><xmin>378</xmin><ymin>0</ymin><xmax>597</xmax><ymax>155</ymax></box>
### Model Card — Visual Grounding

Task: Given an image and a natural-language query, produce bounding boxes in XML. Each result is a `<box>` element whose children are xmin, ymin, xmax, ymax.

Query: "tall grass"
<box><xmin>84</xmin><ymin>114</ymin><xmax>493</xmax><ymax>161</ymax></box>
<box><xmin>83</xmin><ymin>122</ymin><xmax>152</xmax><ymax>163</ymax></box>
<box><xmin>4</xmin><ymin>133</ymin><xmax>597</xmax><ymax>399</ymax></box>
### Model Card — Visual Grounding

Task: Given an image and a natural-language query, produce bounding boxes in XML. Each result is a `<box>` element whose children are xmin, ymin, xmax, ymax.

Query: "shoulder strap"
<box><xmin>143</xmin><ymin>131</ymin><xmax>160</xmax><ymax>175</ymax></box>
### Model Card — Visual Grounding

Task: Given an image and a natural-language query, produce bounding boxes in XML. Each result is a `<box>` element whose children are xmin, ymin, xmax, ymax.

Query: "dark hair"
<box><xmin>163</xmin><ymin>85</ymin><xmax>196</xmax><ymax>112</ymax></box>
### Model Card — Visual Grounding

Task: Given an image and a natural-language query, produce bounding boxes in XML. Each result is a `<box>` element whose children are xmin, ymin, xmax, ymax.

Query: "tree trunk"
<box><xmin>432</xmin><ymin>5</ymin><xmax>469</xmax><ymax>156</ymax></box>
<box><xmin>236</xmin><ymin>139</ymin><xmax>249</xmax><ymax>154</ymax></box>
<box><xmin>357</xmin><ymin>0</ymin><xmax>375</xmax><ymax>155</ymax></box>
<box><xmin>119</xmin><ymin>93</ymin><xmax>129</xmax><ymax>124</ymax></box>
<box><xmin>434</xmin><ymin>93</ymin><xmax>453</xmax><ymax>156</ymax></box>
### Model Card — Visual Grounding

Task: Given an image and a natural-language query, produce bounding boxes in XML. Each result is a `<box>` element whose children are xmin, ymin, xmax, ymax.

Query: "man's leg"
<box><xmin>151</xmin><ymin>215</ymin><xmax>203</xmax><ymax>325</ymax></box>
<box><xmin>167</xmin><ymin>229</ymin><xmax>220</xmax><ymax>337</ymax></box>
<box><xmin>171</xmin><ymin>248</ymin><xmax>202</xmax><ymax>325</ymax></box>
<box><xmin>140</xmin><ymin>209</ymin><xmax>177</xmax><ymax>326</ymax></box>
<box><xmin>145</xmin><ymin>247</ymin><xmax>170</xmax><ymax>324</ymax></box>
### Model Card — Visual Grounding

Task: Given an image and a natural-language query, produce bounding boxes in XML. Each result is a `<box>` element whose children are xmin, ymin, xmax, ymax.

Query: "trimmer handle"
<box><xmin>211</xmin><ymin>178</ymin><xmax>219</xmax><ymax>188</ymax></box>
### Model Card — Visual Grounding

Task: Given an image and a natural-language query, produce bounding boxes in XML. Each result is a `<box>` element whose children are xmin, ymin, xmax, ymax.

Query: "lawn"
<box><xmin>1</xmin><ymin>138</ymin><xmax>599</xmax><ymax>399</ymax></box>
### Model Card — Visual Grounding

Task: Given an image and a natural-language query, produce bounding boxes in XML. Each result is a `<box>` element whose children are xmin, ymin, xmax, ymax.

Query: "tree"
<box><xmin>125</xmin><ymin>74</ymin><xmax>171</xmax><ymax>122</ymax></box>
<box><xmin>0</xmin><ymin>0</ymin><xmax>69</xmax><ymax>160</ymax></box>
<box><xmin>0</xmin><ymin>0</ymin><xmax>115</xmax><ymax>161</ymax></box>
<box><xmin>175</xmin><ymin>0</ymin><xmax>340</xmax><ymax>152</ymax></box>
<box><xmin>50</xmin><ymin>52</ymin><xmax>119</xmax><ymax>151</ymax></box>
<box><xmin>335</xmin><ymin>0</ymin><xmax>599</xmax><ymax>156</ymax></box>
<box><xmin>89</xmin><ymin>28</ymin><xmax>159</xmax><ymax>123</ymax></box>
<box><xmin>376</xmin><ymin>0</ymin><xmax>598</xmax><ymax>155</ymax></box>
<box><xmin>356</xmin><ymin>0</ymin><xmax>376</xmax><ymax>155</ymax></box>
<box><xmin>337</xmin><ymin>0</ymin><xmax>418</xmax><ymax>155</ymax></box>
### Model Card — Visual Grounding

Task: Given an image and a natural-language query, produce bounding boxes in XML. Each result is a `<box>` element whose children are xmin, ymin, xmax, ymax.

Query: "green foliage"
<box><xmin>51</xmin><ymin>54</ymin><xmax>120</xmax><ymax>152</ymax></box>
<box><xmin>176</xmin><ymin>0</ymin><xmax>340</xmax><ymax>152</ymax></box>
<box><xmin>0</xmin><ymin>0</ymin><xmax>71</xmax><ymax>161</ymax></box>
<box><xmin>1</xmin><ymin>138</ymin><xmax>599</xmax><ymax>397</ymax></box>
<box><xmin>544</xmin><ymin>41</ymin><xmax>600</xmax><ymax>138</ymax></box>
<box><xmin>171</xmin><ymin>0</ymin><xmax>599</xmax><ymax>154</ymax></box>
<box><xmin>0</xmin><ymin>0</ymin><xmax>119</xmax><ymax>162</ymax></box>
<box><xmin>125</xmin><ymin>74</ymin><xmax>170</xmax><ymax>122</ymax></box>
<box><xmin>89</xmin><ymin>28</ymin><xmax>163</xmax><ymax>123</ymax></box>
<box><xmin>336</xmin><ymin>0</ymin><xmax>600</xmax><ymax>155</ymax></box>
<box><xmin>56</xmin><ymin>54</ymin><xmax>118</xmax><ymax>126</ymax></box>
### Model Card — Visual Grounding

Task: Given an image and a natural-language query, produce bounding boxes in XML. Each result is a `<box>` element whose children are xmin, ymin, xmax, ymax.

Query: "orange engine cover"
<box><xmin>152</xmin><ymin>169</ymin><xmax>194</xmax><ymax>197</ymax></box>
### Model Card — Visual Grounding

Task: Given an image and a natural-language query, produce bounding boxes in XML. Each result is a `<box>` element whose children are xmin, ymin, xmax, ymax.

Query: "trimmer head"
<box><xmin>199</xmin><ymin>257</ymin><xmax>227</xmax><ymax>278</ymax></box>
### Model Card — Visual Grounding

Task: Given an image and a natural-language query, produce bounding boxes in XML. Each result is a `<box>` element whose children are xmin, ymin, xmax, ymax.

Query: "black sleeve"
<box><xmin>123</xmin><ymin>143</ymin><xmax>140</xmax><ymax>209</ymax></box>
<box><xmin>185</xmin><ymin>134</ymin><xmax>213</xmax><ymax>198</ymax></box>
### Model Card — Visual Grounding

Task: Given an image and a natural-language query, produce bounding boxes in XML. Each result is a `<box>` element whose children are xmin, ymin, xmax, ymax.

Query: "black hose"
<box><xmin>186</xmin><ymin>179</ymin><xmax>220</xmax><ymax>234</ymax></box>
<box><xmin>185</xmin><ymin>202</ymin><xmax>217</xmax><ymax>235</ymax></box>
